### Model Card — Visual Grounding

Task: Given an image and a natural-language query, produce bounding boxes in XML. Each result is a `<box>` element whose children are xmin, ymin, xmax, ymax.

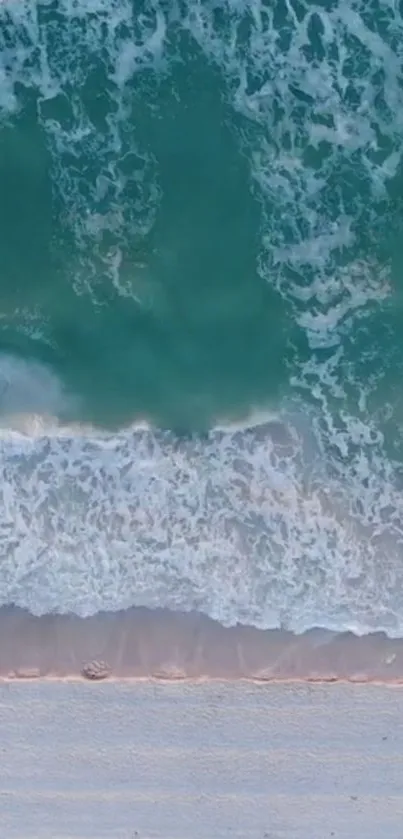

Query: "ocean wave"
<box><xmin>2</xmin><ymin>0</ymin><xmax>403</xmax><ymax>635</ymax></box>
<box><xmin>0</xmin><ymin>364</ymin><xmax>402</xmax><ymax>637</ymax></box>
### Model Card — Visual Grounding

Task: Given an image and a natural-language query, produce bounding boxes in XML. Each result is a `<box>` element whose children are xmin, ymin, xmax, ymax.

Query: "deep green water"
<box><xmin>2</xmin><ymin>0</ymin><xmax>403</xmax><ymax>633</ymax></box>
<box><xmin>1</xmin><ymin>1</ymin><xmax>403</xmax><ymax>431</ymax></box>
<box><xmin>0</xmin><ymin>19</ymin><xmax>298</xmax><ymax>430</ymax></box>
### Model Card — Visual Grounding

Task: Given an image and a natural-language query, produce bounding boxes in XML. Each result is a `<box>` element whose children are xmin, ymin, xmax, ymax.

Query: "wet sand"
<box><xmin>1</xmin><ymin>605</ymin><xmax>403</xmax><ymax>682</ymax></box>
<box><xmin>1</xmin><ymin>680</ymin><xmax>403</xmax><ymax>838</ymax></box>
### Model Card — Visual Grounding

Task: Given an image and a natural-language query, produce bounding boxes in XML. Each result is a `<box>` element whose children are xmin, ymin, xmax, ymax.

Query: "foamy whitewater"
<box><xmin>1</xmin><ymin>0</ymin><xmax>403</xmax><ymax>636</ymax></box>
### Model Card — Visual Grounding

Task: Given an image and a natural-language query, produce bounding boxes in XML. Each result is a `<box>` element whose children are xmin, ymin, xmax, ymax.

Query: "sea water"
<box><xmin>1</xmin><ymin>0</ymin><xmax>403</xmax><ymax>635</ymax></box>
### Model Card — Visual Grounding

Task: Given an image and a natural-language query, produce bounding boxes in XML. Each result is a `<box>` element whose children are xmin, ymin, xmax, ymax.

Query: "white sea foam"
<box><xmin>1</xmin><ymin>0</ymin><xmax>403</xmax><ymax>633</ymax></box>
<box><xmin>0</xmin><ymin>364</ymin><xmax>402</xmax><ymax>636</ymax></box>
<box><xmin>2</xmin><ymin>0</ymin><xmax>400</xmax><ymax>308</ymax></box>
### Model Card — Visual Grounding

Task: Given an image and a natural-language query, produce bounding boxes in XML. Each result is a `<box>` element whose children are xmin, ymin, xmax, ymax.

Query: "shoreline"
<box><xmin>1</xmin><ymin>605</ymin><xmax>403</xmax><ymax>683</ymax></box>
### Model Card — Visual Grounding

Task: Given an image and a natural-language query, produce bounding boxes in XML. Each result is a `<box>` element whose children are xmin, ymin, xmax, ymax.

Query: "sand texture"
<box><xmin>0</xmin><ymin>681</ymin><xmax>402</xmax><ymax>838</ymax></box>
<box><xmin>1</xmin><ymin>606</ymin><xmax>403</xmax><ymax>682</ymax></box>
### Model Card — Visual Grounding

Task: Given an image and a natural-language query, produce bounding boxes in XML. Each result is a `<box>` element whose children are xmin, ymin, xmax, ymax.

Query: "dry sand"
<box><xmin>1</xmin><ymin>605</ymin><xmax>403</xmax><ymax>682</ymax></box>
<box><xmin>1</xmin><ymin>680</ymin><xmax>403</xmax><ymax>838</ymax></box>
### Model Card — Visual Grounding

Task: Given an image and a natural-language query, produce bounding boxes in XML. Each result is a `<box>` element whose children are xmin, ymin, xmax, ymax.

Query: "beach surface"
<box><xmin>1</xmin><ymin>605</ymin><xmax>403</xmax><ymax>682</ymax></box>
<box><xmin>1</xmin><ymin>680</ymin><xmax>403</xmax><ymax>838</ymax></box>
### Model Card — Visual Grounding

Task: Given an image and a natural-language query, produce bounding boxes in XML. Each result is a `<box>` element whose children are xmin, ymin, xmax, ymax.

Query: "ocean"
<box><xmin>1</xmin><ymin>0</ymin><xmax>403</xmax><ymax>636</ymax></box>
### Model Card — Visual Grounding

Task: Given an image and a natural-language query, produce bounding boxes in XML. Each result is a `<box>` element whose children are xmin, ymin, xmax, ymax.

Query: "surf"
<box><xmin>1</xmin><ymin>0</ymin><xmax>403</xmax><ymax>636</ymax></box>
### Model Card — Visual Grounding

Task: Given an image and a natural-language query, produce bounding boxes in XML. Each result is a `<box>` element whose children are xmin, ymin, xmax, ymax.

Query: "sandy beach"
<box><xmin>2</xmin><ymin>608</ymin><xmax>403</xmax><ymax>837</ymax></box>
<box><xmin>0</xmin><ymin>680</ymin><xmax>402</xmax><ymax>838</ymax></box>
<box><xmin>0</xmin><ymin>605</ymin><xmax>402</xmax><ymax>682</ymax></box>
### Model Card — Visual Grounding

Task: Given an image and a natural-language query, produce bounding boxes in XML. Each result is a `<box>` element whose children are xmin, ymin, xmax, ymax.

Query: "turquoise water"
<box><xmin>1</xmin><ymin>0</ymin><xmax>403</xmax><ymax>634</ymax></box>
